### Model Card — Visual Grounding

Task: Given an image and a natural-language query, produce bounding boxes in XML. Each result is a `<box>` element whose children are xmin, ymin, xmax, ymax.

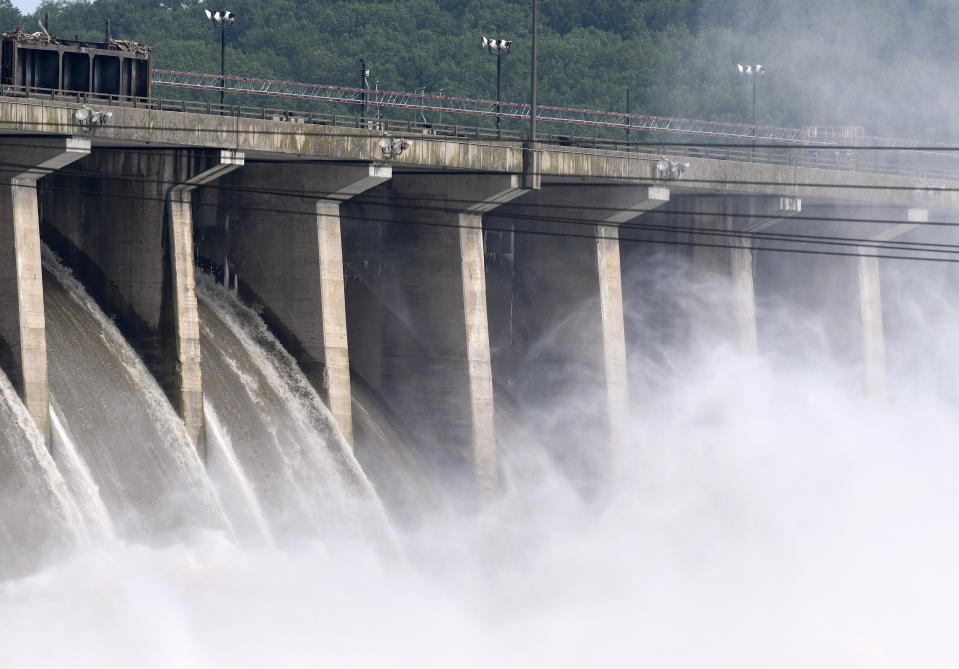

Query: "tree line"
<box><xmin>3</xmin><ymin>0</ymin><xmax>958</xmax><ymax>141</ymax></box>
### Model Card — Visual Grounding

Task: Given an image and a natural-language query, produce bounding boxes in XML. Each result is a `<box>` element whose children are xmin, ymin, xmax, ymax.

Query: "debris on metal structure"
<box><xmin>2</xmin><ymin>19</ymin><xmax>152</xmax><ymax>99</ymax></box>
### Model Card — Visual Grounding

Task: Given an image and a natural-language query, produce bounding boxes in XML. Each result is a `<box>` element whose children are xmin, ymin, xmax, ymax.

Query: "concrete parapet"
<box><xmin>4</xmin><ymin>98</ymin><xmax>959</xmax><ymax>210</ymax></box>
<box><xmin>39</xmin><ymin>148</ymin><xmax>242</xmax><ymax>456</ymax></box>
<box><xmin>489</xmin><ymin>184</ymin><xmax>668</xmax><ymax>494</ymax></box>
<box><xmin>342</xmin><ymin>173</ymin><xmax>524</xmax><ymax>502</ymax></box>
<box><xmin>195</xmin><ymin>162</ymin><xmax>391</xmax><ymax>445</ymax></box>
<box><xmin>0</xmin><ymin>136</ymin><xmax>90</xmax><ymax>441</ymax></box>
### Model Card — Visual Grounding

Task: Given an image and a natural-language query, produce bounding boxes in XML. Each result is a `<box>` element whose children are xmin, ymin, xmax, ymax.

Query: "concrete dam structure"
<box><xmin>2</xmin><ymin>95</ymin><xmax>959</xmax><ymax>562</ymax></box>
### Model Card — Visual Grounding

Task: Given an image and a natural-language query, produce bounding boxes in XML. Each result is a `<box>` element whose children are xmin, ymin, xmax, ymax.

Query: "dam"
<box><xmin>2</xmin><ymin>92</ymin><xmax>959</xmax><ymax>666</ymax></box>
<box><xmin>3</xmin><ymin>92</ymin><xmax>959</xmax><ymax>517</ymax></box>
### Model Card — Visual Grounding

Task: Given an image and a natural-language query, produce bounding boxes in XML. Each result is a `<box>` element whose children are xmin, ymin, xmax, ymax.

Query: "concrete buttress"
<box><xmin>195</xmin><ymin>162</ymin><xmax>391</xmax><ymax>445</ymax></box>
<box><xmin>490</xmin><ymin>184</ymin><xmax>669</xmax><ymax>494</ymax></box>
<box><xmin>682</xmin><ymin>195</ymin><xmax>801</xmax><ymax>355</ymax></box>
<box><xmin>855</xmin><ymin>207</ymin><xmax>926</xmax><ymax>403</ymax></box>
<box><xmin>0</xmin><ymin>136</ymin><xmax>90</xmax><ymax>442</ymax></box>
<box><xmin>342</xmin><ymin>173</ymin><xmax>525</xmax><ymax>503</ymax></box>
<box><xmin>39</xmin><ymin>148</ymin><xmax>243</xmax><ymax>458</ymax></box>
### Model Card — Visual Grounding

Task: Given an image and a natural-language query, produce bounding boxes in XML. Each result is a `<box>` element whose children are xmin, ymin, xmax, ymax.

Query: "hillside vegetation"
<box><xmin>3</xmin><ymin>0</ymin><xmax>958</xmax><ymax>140</ymax></box>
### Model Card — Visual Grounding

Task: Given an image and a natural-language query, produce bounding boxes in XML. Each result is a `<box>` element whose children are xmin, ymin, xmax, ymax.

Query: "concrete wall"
<box><xmin>2</xmin><ymin>97</ymin><xmax>958</xmax><ymax>208</ymax></box>
<box><xmin>194</xmin><ymin>161</ymin><xmax>390</xmax><ymax>444</ymax></box>
<box><xmin>342</xmin><ymin>173</ymin><xmax>523</xmax><ymax>503</ymax></box>
<box><xmin>620</xmin><ymin>194</ymin><xmax>799</xmax><ymax>400</ymax></box>
<box><xmin>488</xmin><ymin>184</ymin><xmax>668</xmax><ymax>495</ymax></box>
<box><xmin>39</xmin><ymin>147</ymin><xmax>240</xmax><ymax>455</ymax></box>
<box><xmin>0</xmin><ymin>137</ymin><xmax>89</xmax><ymax>440</ymax></box>
<box><xmin>751</xmin><ymin>204</ymin><xmax>925</xmax><ymax>396</ymax></box>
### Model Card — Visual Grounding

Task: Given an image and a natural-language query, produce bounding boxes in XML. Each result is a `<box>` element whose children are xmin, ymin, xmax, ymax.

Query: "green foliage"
<box><xmin>4</xmin><ymin>0</ymin><xmax>958</xmax><ymax>140</ymax></box>
<box><xmin>0</xmin><ymin>0</ymin><xmax>22</xmax><ymax>31</ymax></box>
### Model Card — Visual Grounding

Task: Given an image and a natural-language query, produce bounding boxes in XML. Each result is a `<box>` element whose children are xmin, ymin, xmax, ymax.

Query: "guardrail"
<box><xmin>2</xmin><ymin>83</ymin><xmax>958</xmax><ymax>183</ymax></box>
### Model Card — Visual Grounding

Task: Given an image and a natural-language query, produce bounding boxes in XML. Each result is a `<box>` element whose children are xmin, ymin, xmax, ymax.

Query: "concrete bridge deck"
<box><xmin>2</xmin><ymin>96</ymin><xmax>958</xmax><ymax>208</ymax></box>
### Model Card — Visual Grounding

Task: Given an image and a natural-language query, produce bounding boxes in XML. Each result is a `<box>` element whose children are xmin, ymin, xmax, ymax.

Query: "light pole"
<box><xmin>360</xmin><ymin>60</ymin><xmax>370</xmax><ymax>128</ymax></box>
<box><xmin>204</xmin><ymin>9</ymin><xmax>236</xmax><ymax>110</ymax></box>
<box><xmin>482</xmin><ymin>36</ymin><xmax>511</xmax><ymax>137</ymax></box>
<box><xmin>531</xmin><ymin>0</ymin><xmax>537</xmax><ymax>142</ymax></box>
<box><xmin>737</xmin><ymin>63</ymin><xmax>764</xmax><ymax>145</ymax></box>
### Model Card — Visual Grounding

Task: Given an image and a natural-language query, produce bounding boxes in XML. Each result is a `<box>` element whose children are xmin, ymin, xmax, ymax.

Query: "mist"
<box><xmin>2</xmin><ymin>249</ymin><xmax>959</xmax><ymax>667</ymax></box>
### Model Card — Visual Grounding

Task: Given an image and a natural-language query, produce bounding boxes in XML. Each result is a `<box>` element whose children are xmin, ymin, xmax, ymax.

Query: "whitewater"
<box><xmin>0</xmin><ymin>250</ymin><xmax>957</xmax><ymax>668</ymax></box>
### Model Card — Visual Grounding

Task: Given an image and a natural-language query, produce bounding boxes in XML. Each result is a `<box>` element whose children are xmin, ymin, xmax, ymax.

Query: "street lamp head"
<box><xmin>656</xmin><ymin>157</ymin><xmax>688</xmax><ymax>180</ymax></box>
<box><xmin>482</xmin><ymin>35</ymin><xmax>511</xmax><ymax>54</ymax></box>
<box><xmin>738</xmin><ymin>63</ymin><xmax>765</xmax><ymax>76</ymax></box>
<box><xmin>378</xmin><ymin>133</ymin><xmax>412</xmax><ymax>160</ymax></box>
<box><xmin>205</xmin><ymin>9</ymin><xmax>236</xmax><ymax>26</ymax></box>
<box><xmin>74</xmin><ymin>106</ymin><xmax>112</xmax><ymax>133</ymax></box>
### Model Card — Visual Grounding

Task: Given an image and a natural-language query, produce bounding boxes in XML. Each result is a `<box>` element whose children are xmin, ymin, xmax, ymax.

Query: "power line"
<box><xmin>0</xmin><ymin>154</ymin><xmax>954</xmax><ymax>237</ymax></box>
<box><xmin>14</xmin><ymin>171</ymin><xmax>959</xmax><ymax>266</ymax></box>
<box><xmin>1</xmin><ymin>155</ymin><xmax>956</xmax><ymax>259</ymax></box>
<box><xmin>0</xmin><ymin>140</ymin><xmax>957</xmax><ymax>203</ymax></box>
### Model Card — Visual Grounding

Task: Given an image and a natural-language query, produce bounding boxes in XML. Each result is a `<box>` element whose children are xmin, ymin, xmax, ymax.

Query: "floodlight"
<box><xmin>655</xmin><ymin>157</ymin><xmax>687</xmax><ymax>180</ymax></box>
<box><xmin>378</xmin><ymin>133</ymin><xmax>411</xmax><ymax>159</ymax></box>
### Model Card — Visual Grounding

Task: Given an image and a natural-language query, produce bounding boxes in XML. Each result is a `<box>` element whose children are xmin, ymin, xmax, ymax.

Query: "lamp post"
<box><xmin>531</xmin><ymin>0</ymin><xmax>537</xmax><ymax>142</ymax></box>
<box><xmin>482</xmin><ymin>36</ymin><xmax>511</xmax><ymax>137</ymax></box>
<box><xmin>737</xmin><ymin>63</ymin><xmax>764</xmax><ymax>145</ymax></box>
<box><xmin>360</xmin><ymin>59</ymin><xmax>370</xmax><ymax>128</ymax></box>
<box><xmin>204</xmin><ymin>9</ymin><xmax>236</xmax><ymax>110</ymax></box>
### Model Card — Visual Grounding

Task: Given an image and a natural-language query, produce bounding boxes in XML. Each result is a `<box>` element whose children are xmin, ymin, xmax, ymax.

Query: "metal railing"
<box><xmin>3</xmin><ymin>81</ymin><xmax>959</xmax><ymax>183</ymax></box>
<box><xmin>152</xmin><ymin>69</ymin><xmax>809</xmax><ymax>144</ymax></box>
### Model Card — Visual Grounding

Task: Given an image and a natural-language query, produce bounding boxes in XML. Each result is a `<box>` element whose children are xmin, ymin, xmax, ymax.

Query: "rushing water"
<box><xmin>196</xmin><ymin>276</ymin><xmax>393</xmax><ymax>549</ymax></box>
<box><xmin>1</xmin><ymin>247</ymin><xmax>957</xmax><ymax>667</ymax></box>
<box><xmin>0</xmin><ymin>370</ymin><xmax>84</xmax><ymax>579</ymax></box>
<box><xmin>49</xmin><ymin>407</ymin><xmax>115</xmax><ymax>541</ymax></box>
<box><xmin>42</xmin><ymin>249</ymin><xmax>231</xmax><ymax>541</ymax></box>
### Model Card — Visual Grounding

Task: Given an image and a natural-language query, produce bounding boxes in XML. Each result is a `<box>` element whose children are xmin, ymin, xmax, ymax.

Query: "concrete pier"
<box><xmin>686</xmin><ymin>195</ymin><xmax>801</xmax><ymax>354</ymax></box>
<box><xmin>343</xmin><ymin>173</ymin><xmax>524</xmax><ymax>500</ymax></box>
<box><xmin>489</xmin><ymin>184</ymin><xmax>668</xmax><ymax>493</ymax></box>
<box><xmin>0</xmin><ymin>137</ymin><xmax>90</xmax><ymax>441</ymax></box>
<box><xmin>855</xmin><ymin>207</ymin><xmax>926</xmax><ymax>402</ymax></box>
<box><xmin>753</xmin><ymin>203</ymin><xmax>923</xmax><ymax>396</ymax></box>
<box><xmin>195</xmin><ymin>162</ymin><xmax>390</xmax><ymax>444</ymax></box>
<box><xmin>39</xmin><ymin>148</ymin><xmax>242</xmax><ymax>456</ymax></box>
